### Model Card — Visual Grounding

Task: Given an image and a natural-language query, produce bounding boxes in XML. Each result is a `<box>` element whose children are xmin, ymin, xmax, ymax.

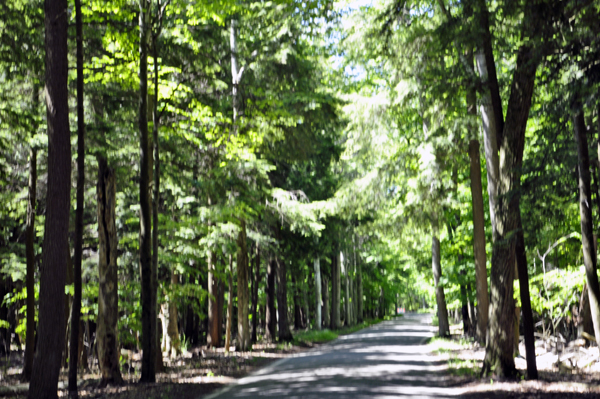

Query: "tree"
<box><xmin>28</xmin><ymin>0</ymin><xmax>71</xmax><ymax>395</ymax></box>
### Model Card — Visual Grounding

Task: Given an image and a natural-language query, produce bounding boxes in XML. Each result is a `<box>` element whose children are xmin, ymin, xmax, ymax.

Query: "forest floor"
<box><xmin>439</xmin><ymin>324</ymin><xmax>600</xmax><ymax>398</ymax></box>
<box><xmin>0</xmin><ymin>342</ymin><xmax>310</xmax><ymax>398</ymax></box>
<box><xmin>0</xmin><ymin>321</ymin><xmax>377</xmax><ymax>399</ymax></box>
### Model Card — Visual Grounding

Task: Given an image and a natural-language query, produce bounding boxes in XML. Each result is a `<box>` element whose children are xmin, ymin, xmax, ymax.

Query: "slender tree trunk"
<box><xmin>139</xmin><ymin>0</ymin><xmax>155</xmax><ymax>383</ymax></box>
<box><xmin>68</xmin><ymin>0</ymin><xmax>85</xmax><ymax>393</ymax></box>
<box><xmin>225</xmin><ymin>255</ymin><xmax>233</xmax><ymax>352</ymax></box>
<box><xmin>468</xmin><ymin>139</ymin><xmax>489</xmax><ymax>345</ymax></box>
<box><xmin>266</xmin><ymin>258</ymin><xmax>276</xmax><ymax>341</ymax></box>
<box><xmin>432</xmin><ymin>229</ymin><xmax>449</xmax><ymax>337</ymax></box>
<box><xmin>323</xmin><ymin>276</ymin><xmax>330</xmax><ymax>327</ymax></box>
<box><xmin>96</xmin><ymin>159</ymin><xmax>123</xmax><ymax>386</ymax></box>
<box><xmin>330</xmin><ymin>250</ymin><xmax>341</xmax><ymax>330</ymax></box>
<box><xmin>357</xmin><ymin>241</ymin><xmax>363</xmax><ymax>323</ymax></box>
<box><xmin>22</xmin><ymin>146</ymin><xmax>36</xmax><ymax>382</ymax></box>
<box><xmin>237</xmin><ymin>220</ymin><xmax>250</xmax><ymax>350</ymax></box>
<box><xmin>515</xmin><ymin>213</ymin><xmax>538</xmax><ymax>379</ymax></box>
<box><xmin>28</xmin><ymin>0</ymin><xmax>71</xmax><ymax>395</ymax></box>
<box><xmin>251</xmin><ymin>246</ymin><xmax>259</xmax><ymax>342</ymax></box>
<box><xmin>293</xmin><ymin>272</ymin><xmax>302</xmax><ymax>329</ymax></box>
<box><xmin>573</xmin><ymin>108</ymin><xmax>600</xmax><ymax>345</ymax></box>
<box><xmin>314</xmin><ymin>257</ymin><xmax>321</xmax><ymax>330</ymax></box>
<box><xmin>344</xmin><ymin>252</ymin><xmax>351</xmax><ymax>326</ymax></box>
<box><xmin>276</xmin><ymin>256</ymin><xmax>293</xmax><ymax>341</ymax></box>
<box><xmin>207</xmin><ymin>249</ymin><xmax>220</xmax><ymax>347</ymax></box>
<box><xmin>166</xmin><ymin>271</ymin><xmax>180</xmax><ymax>357</ymax></box>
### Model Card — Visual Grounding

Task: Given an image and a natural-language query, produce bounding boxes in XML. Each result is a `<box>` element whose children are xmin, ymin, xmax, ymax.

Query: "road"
<box><xmin>203</xmin><ymin>313</ymin><xmax>463</xmax><ymax>399</ymax></box>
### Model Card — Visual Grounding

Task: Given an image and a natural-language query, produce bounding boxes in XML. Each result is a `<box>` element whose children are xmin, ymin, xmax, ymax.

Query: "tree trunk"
<box><xmin>207</xmin><ymin>249</ymin><xmax>220</xmax><ymax>348</ymax></box>
<box><xmin>68</xmin><ymin>0</ymin><xmax>85</xmax><ymax>392</ymax></box>
<box><xmin>432</xmin><ymin>231</ymin><xmax>449</xmax><ymax>337</ymax></box>
<box><xmin>251</xmin><ymin>246</ymin><xmax>259</xmax><ymax>343</ymax></box>
<box><xmin>293</xmin><ymin>272</ymin><xmax>302</xmax><ymax>330</ymax></box>
<box><xmin>225</xmin><ymin>255</ymin><xmax>233</xmax><ymax>352</ymax></box>
<box><xmin>138</xmin><ymin>0</ymin><xmax>155</xmax><ymax>383</ymax></box>
<box><xmin>573</xmin><ymin>108</ymin><xmax>600</xmax><ymax>345</ymax></box>
<box><xmin>237</xmin><ymin>220</ymin><xmax>250</xmax><ymax>350</ymax></box>
<box><xmin>331</xmin><ymin>250</ymin><xmax>341</xmax><ymax>329</ymax></box>
<box><xmin>515</xmin><ymin>213</ymin><xmax>538</xmax><ymax>379</ymax></box>
<box><xmin>344</xmin><ymin>252</ymin><xmax>351</xmax><ymax>326</ymax></box>
<box><xmin>357</xmin><ymin>245</ymin><xmax>363</xmax><ymax>323</ymax></box>
<box><xmin>166</xmin><ymin>271</ymin><xmax>181</xmax><ymax>358</ymax></box>
<box><xmin>468</xmin><ymin>139</ymin><xmax>489</xmax><ymax>345</ymax></box>
<box><xmin>265</xmin><ymin>258</ymin><xmax>276</xmax><ymax>342</ymax></box>
<box><xmin>22</xmin><ymin>146</ymin><xmax>36</xmax><ymax>383</ymax></box>
<box><xmin>28</xmin><ymin>0</ymin><xmax>71</xmax><ymax>395</ymax></box>
<box><xmin>277</xmin><ymin>258</ymin><xmax>292</xmax><ymax>341</ymax></box>
<box><xmin>482</xmin><ymin>42</ymin><xmax>539</xmax><ymax>380</ymax></box>
<box><xmin>96</xmin><ymin>159</ymin><xmax>123</xmax><ymax>386</ymax></box>
<box><xmin>313</xmin><ymin>257</ymin><xmax>321</xmax><ymax>330</ymax></box>
<box><xmin>323</xmin><ymin>276</ymin><xmax>330</xmax><ymax>327</ymax></box>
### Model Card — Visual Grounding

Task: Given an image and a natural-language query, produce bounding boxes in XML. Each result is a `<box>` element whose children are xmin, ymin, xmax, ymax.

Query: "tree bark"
<box><xmin>314</xmin><ymin>257</ymin><xmax>321</xmax><ymax>330</ymax></box>
<box><xmin>432</xmin><ymin>230</ymin><xmax>449</xmax><ymax>337</ymax></box>
<box><xmin>237</xmin><ymin>220</ymin><xmax>250</xmax><ymax>350</ymax></box>
<box><xmin>28</xmin><ymin>0</ymin><xmax>71</xmax><ymax>394</ymax></box>
<box><xmin>96</xmin><ymin>159</ymin><xmax>123</xmax><ymax>386</ymax></box>
<box><xmin>138</xmin><ymin>0</ymin><xmax>155</xmax><ymax>383</ymax></box>
<box><xmin>68</xmin><ymin>0</ymin><xmax>85</xmax><ymax>392</ymax></box>
<box><xmin>166</xmin><ymin>271</ymin><xmax>181</xmax><ymax>358</ymax></box>
<box><xmin>207</xmin><ymin>249</ymin><xmax>220</xmax><ymax>348</ymax></box>
<box><xmin>356</xmin><ymin>239</ymin><xmax>363</xmax><ymax>323</ymax></box>
<box><xmin>293</xmin><ymin>271</ymin><xmax>302</xmax><ymax>329</ymax></box>
<box><xmin>573</xmin><ymin>108</ymin><xmax>600</xmax><ymax>345</ymax></box>
<box><xmin>266</xmin><ymin>258</ymin><xmax>276</xmax><ymax>342</ymax></box>
<box><xmin>330</xmin><ymin>249</ymin><xmax>341</xmax><ymax>330</ymax></box>
<box><xmin>468</xmin><ymin>139</ymin><xmax>489</xmax><ymax>344</ymax></box>
<box><xmin>323</xmin><ymin>276</ymin><xmax>330</xmax><ymax>327</ymax></box>
<box><xmin>22</xmin><ymin>146</ymin><xmax>36</xmax><ymax>383</ymax></box>
<box><xmin>482</xmin><ymin>42</ymin><xmax>539</xmax><ymax>380</ymax></box>
<box><xmin>251</xmin><ymin>246</ymin><xmax>259</xmax><ymax>342</ymax></box>
<box><xmin>276</xmin><ymin>257</ymin><xmax>292</xmax><ymax>341</ymax></box>
<box><xmin>515</xmin><ymin>213</ymin><xmax>538</xmax><ymax>379</ymax></box>
<box><xmin>225</xmin><ymin>255</ymin><xmax>233</xmax><ymax>352</ymax></box>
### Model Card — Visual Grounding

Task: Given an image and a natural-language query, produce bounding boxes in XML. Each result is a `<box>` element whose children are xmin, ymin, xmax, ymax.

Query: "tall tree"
<box><xmin>28</xmin><ymin>0</ymin><xmax>71</xmax><ymax>395</ymax></box>
<box><xmin>573</xmin><ymin>107</ymin><xmax>600</xmax><ymax>345</ymax></box>
<box><xmin>237</xmin><ymin>220</ymin><xmax>251</xmax><ymax>350</ymax></box>
<box><xmin>139</xmin><ymin>0</ymin><xmax>155</xmax><ymax>383</ymax></box>
<box><xmin>266</xmin><ymin>258</ymin><xmax>276</xmax><ymax>341</ymax></box>
<box><xmin>96</xmin><ymin>159</ymin><xmax>123</xmax><ymax>386</ymax></box>
<box><xmin>68</xmin><ymin>0</ymin><xmax>85</xmax><ymax>392</ymax></box>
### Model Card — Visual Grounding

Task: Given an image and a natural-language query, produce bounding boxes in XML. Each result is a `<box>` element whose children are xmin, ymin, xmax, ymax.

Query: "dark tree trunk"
<box><xmin>516</xmin><ymin>213</ymin><xmax>538</xmax><ymax>379</ymax></box>
<box><xmin>573</xmin><ymin>109</ymin><xmax>600</xmax><ymax>345</ymax></box>
<box><xmin>207</xmin><ymin>250</ymin><xmax>220</xmax><ymax>348</ymax></box>
<box><xmin>96</xmin><ymin>159</ymin><xmax>123</xmax><ymax>386</ymax></box>
<box><xmin>468</xmin><ymin>139</ymin><xmax>489</xmax><ymax>345</ymax></box>
<box><xmin>251</xmin><ymin>246</ymin><xmax>259</xmax><ymax>342</ymax></box>
<box><xmin>22</xmin><ymin>147</ymin><xmax>36</xmax><ymax>382</ymax></box>
<box><xmin>139</xmin><ymin>0</ymin><xmax>155</xmax><ymax>382</ymax></box>
<box><xmin>237</xmin><ymin>220</ymin><xmax>250</xmax><ymax>350</ymax></box>
<box><xmin>330</xmin><ymin>250</ymin><xmax>341</xmax><ymax>329</ymax></box>
<box><xmin>28</xmin><ymin>0</ymin><xmax>71</xmax><ymax>395</ymax></box>
<box><xmin>276</xmin><ymin>258</ymin><xmax>292</xmax><ymax>341</ymax></box>
<box><xmin>68</xmin><ymin>0</ymin><xmax>85</xmax><ymax>391</ymax></box>
<box><xmin>293</xmin><ymin>271</ymin><xmax>302</xmax><ymax>330</ymax></box>
<box><xmin>322</xmin><ymin>276</ymin><xmax>330</xmax><ymax>327</ymax></box>
<box><xmin>482</xmin><ymin>44</ymin><xmax>539</xmax><ymax>380</ymax></box>
<box><xmin>225</xmin><ymin>255</ymin><xmax>233</xmax><ymax>351</ymax></box>
<box><xmin>356</xmin><ymin>242</ymin><xmax>363</xmax><ymax>323</ymax></box>
<box><xmin>266</xmin><ymin>258</ymin><xmax>276</xmax><ymax>342</ymax></box>
<box><xmin>432</xmin><ymin>232</ymin><xmax>449</xmax><ymax>337</ymax></box>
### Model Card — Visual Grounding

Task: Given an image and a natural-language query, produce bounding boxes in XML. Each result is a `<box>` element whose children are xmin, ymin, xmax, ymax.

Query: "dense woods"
<box><xmin>1</xmin><ymin>0</ymin><xmax>600</xmax><ymax>396</ymax></box>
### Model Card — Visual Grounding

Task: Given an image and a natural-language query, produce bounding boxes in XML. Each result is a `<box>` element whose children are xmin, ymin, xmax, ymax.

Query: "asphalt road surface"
<box><xmin>203</xmin><ymin>313</ymin><xmax>463</xmax><ymax>399</ymax></box>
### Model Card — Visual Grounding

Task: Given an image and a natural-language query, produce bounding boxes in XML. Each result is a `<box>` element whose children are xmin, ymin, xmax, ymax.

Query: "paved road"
<box><xmin>203</xmin><ymin>313</ymin><xmax>463</xmax><ymax>399</ymax></box>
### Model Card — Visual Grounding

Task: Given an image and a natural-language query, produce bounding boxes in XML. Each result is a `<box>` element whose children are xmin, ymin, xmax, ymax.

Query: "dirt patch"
<box><xmin>432</xmin><ymin>332</ymin><xmax>600</xmax><ymax>399</ymax></box>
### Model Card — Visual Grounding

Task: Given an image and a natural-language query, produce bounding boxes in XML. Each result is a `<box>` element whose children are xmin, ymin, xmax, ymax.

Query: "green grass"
<box><xmin>292</xmin><ymin>318</ymin><xmax>386</xmax><ymax>346</ymax></box>
<box><xmin>428</xmin><ymin>336</ymin><xmax>479</xmax><ymax>377</ymax></box>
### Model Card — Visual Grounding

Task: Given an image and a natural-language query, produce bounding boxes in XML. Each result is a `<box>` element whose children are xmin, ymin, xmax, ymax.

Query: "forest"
<box><xmin>1</xmin><ymin>0</ymin><xmax>600</xmax><ymax>398</ymax></box>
